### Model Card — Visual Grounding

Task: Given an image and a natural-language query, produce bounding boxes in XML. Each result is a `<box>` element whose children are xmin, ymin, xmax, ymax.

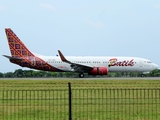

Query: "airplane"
<box><xmin>3</xmin><ymin>28</ymin><xmax>159</xmax><ymax>78</ymax></box>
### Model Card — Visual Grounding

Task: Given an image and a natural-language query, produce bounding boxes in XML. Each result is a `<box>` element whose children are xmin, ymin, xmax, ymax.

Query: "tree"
<box><xmin>0</xmin><ymin>72</ymin><xmax>4</xmax><ymax>78</ymax></box>
<box><xmin>23</xmin><ymin>70</ymin><xmax>33</xmax><ymax>77</ymax></box>
<box><xmin>45</xmin><ymin>72</ymin><xmax>52</xmax><ymax>77</ymax></box>
<box><xmin>14</xmin><ymin>69</ymin><xmax>24</xmax><ymax>77</ymax></box>
<box><xmin>4</xmin><ymin>72</ymin><xmax>14</xmax><ymax>78</ymax></box>
<box><xmin>149</xmin><ymin>69</ymin><xmax>160</xmax><ymax>77</ymax></box>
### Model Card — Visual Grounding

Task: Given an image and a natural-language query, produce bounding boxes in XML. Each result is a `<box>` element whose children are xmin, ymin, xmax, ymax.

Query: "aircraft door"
<box><xmin>139</xmin><ymin>60</ymin><xmax>143</xmax><ymax>67</ymax></box>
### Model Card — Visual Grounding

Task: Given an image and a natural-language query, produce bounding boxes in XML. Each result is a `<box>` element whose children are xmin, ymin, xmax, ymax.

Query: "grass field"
<box><xmin>1</xmin><ymin>78</ymin><xmax>160</xmax><ymax>90</ymax></box>
<box><xmin>0</xmin><ymin>78</ymin><xmax>160</xmax><ymax>120</ymax></box>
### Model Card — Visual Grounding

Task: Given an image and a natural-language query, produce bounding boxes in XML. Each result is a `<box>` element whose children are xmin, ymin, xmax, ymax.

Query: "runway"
<box><xmin>0</xmin><ymin>77</ymin><xmax>160</xmax><ymax>80</ymax></box>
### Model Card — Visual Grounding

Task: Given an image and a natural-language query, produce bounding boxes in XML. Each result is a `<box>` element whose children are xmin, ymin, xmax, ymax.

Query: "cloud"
<box><xmin>84</xmin><ymin>18</ymin><xmax>105</xmax><ymax>28</ymax></box>
<box><xmin>38</xmin><ymin>4</ymin><xmax>57</xmax><ymax>12</ymax></box>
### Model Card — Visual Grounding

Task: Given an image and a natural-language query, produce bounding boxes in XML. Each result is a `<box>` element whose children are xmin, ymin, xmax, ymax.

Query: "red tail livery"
<box><xmin>4</xmin><ymin>28</ymin><xmax>61</xmax><ymax>72</ymax></box>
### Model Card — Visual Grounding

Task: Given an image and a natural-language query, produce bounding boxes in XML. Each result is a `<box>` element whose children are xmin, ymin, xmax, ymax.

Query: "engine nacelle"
<box><xmin>89</xmin><ymin>67</ymin><xmax>108</xmax><ymax>75</ymax></box>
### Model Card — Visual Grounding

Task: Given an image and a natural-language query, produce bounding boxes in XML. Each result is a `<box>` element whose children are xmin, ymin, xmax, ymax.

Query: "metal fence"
<box><xmin>0</xmin><ymin>83</ymin><xmax>160</xmax><ymax>120</ymax></box>
<box><xmin>1</xmin><ymin>90</ymin><xmax>69</xmax><ymax>120</ymax></box>
<box><xmin>72</xmin><ymin>88</ymin><xmax>160</xmax><ymax>120</ymax></box>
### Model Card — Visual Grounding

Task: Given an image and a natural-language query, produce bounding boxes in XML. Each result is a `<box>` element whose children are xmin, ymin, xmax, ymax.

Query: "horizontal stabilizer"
<box><xmin>3</xmin><ymin>55</ymin><xmax>23</xmax><ymax>61</ymax></box>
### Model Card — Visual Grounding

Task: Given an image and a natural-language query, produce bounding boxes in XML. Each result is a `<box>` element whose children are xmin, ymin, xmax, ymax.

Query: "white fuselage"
<box><xmin>4</xmin><ymin>28</ymin><xmax>158</xmax><ymax>76</ymax></box>
<box><xmin>39</xmin><ymin>55</ymin><xmax>158</xmax><ymax>73</ymax></box>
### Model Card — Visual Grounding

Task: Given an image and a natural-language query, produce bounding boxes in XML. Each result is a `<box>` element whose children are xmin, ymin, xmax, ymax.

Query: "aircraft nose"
<box><xmin>153</xmin><ymin>63</ymin><xmax>159</xmax><ymax>69</ymax></box>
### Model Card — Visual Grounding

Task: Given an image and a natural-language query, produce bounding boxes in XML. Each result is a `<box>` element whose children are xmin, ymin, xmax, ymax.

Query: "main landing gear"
<box><xmin>79</xmin><ymin>73</ymin><xmax>84</xmax><ymax>78</ymax></box>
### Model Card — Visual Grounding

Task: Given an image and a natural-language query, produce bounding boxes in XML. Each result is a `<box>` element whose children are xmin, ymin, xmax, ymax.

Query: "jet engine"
<box><xmin>89</xmin><ymin>67</ymin><xmax>108</xmax><ymax>75</ymax></box>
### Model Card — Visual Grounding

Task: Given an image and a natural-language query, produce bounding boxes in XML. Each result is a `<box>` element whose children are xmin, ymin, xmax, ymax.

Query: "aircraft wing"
<box><xmin>58</xmin><ymin>50</ymin><xmax>93</xmax><ymax>72</ymax></box>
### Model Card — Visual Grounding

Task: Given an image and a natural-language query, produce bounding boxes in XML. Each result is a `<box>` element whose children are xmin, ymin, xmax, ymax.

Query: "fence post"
<box><xmin>68</xmin><ymin>82</ymin><xmax>72</xmax><ymax>120</ymax></box>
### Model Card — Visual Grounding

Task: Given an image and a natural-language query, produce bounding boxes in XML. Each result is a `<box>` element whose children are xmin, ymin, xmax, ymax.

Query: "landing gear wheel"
<box><xmin>141</xmin><ymin>74</ymin><xmax>145</xmax><ymax>77</ymax></box>
<box><xmin>79</xmin><ymin>73</ymin><xmax>84</xmax><ymax>78</ymax></box>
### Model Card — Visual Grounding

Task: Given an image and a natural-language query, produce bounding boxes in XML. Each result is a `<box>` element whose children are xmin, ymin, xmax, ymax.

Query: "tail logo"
<box><xmin>5</xmin><ymin>28</ymin><xmax>62</xmax><ymax>72</ymax></box>
<box><xmin>5</xmin><ymin>28</ymin><xmax>34</xmax><ymax>58</ymax></box>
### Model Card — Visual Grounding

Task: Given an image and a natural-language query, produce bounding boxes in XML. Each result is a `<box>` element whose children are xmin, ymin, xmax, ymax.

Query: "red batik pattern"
<box><xmin>5</xmin><ymin>28</ymin><xmax>61</xmax><ymax>72</ymax></box>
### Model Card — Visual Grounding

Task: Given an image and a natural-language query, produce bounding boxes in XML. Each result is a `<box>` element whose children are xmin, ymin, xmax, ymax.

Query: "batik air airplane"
<box><xmin>3</xmin><ymin>28</ymin><xmax>158</xmax><ymax>78</ymax></box>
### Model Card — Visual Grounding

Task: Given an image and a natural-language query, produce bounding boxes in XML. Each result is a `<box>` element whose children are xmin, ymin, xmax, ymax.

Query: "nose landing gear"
<box><xmin>141</xmin><ymin>74</ymin><xmax>145</xmax><ymax>77</ymax></box>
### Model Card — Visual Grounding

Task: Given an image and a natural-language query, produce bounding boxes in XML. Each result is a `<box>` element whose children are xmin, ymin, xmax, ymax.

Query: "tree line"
<box><xmin>0</xmin><ymin>69</ymin><xmax>160</xmax><ymax>78</ymax></box>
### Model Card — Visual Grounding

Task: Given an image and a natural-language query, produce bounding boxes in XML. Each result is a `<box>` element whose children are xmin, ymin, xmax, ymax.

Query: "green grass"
<box><xmin>0</xmin><ymin>79</ymin><xmax>160</xmax><ymax>120</ymax></box>
<box><xmin>1</xmin><ymin>79</ymin><xmax>160</xmax><ymax>90</ymax></box>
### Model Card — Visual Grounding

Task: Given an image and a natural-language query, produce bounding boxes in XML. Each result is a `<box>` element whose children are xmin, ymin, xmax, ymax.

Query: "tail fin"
<box><xmin>5</xmin><ymin>28</ymin><xmax>34</xmax><ymax>58</ymax></box>
<box><xmin>4</xmin><ymin>28</ymin><xmax>61</xmax><ymax>72</ymax></box>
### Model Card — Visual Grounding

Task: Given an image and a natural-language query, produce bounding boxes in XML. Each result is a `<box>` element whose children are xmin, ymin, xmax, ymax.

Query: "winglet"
<box><xmin>58</xmin><ymin>50</ymin><xmax>70</xmax><ymax>63</ymax></box>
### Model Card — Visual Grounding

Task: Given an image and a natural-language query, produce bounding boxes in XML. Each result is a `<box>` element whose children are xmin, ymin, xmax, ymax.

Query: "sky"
<box><xmin>0</xmin><ymin>1</ymin><xmax>160</xmax><ymax>73</ymax></box>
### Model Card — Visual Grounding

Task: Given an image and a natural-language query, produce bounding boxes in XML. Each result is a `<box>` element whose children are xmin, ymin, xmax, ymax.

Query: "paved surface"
<box><xmin>0</xmin><ymin>77</ymin><xmax>160</xmax><ymax>80</ymax></box>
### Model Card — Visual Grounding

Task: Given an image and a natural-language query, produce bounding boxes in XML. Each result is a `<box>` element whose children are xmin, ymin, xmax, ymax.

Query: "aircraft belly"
<box><xmin>109</xmin><ymin>66</ymin><xmax>138</xmax><ymax>72</ymax></box>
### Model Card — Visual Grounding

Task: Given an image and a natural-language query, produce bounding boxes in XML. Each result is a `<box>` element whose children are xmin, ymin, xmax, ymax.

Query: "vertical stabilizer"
<box><xmin>5</xmin><ymin>28</ymin><xmax>34</xmax><ymax>58</ymax></box>
<box><xmin>4</xmin><ymin>28</ymin><xmax>61</xmax><ymax>72</ymax></box>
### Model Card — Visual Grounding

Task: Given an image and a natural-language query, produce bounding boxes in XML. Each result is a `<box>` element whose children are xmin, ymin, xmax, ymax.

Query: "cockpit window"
<box><xmin>147</xmin><ymin>61</ymin><xmax>152</xmax><ymax>63</ymax></box>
